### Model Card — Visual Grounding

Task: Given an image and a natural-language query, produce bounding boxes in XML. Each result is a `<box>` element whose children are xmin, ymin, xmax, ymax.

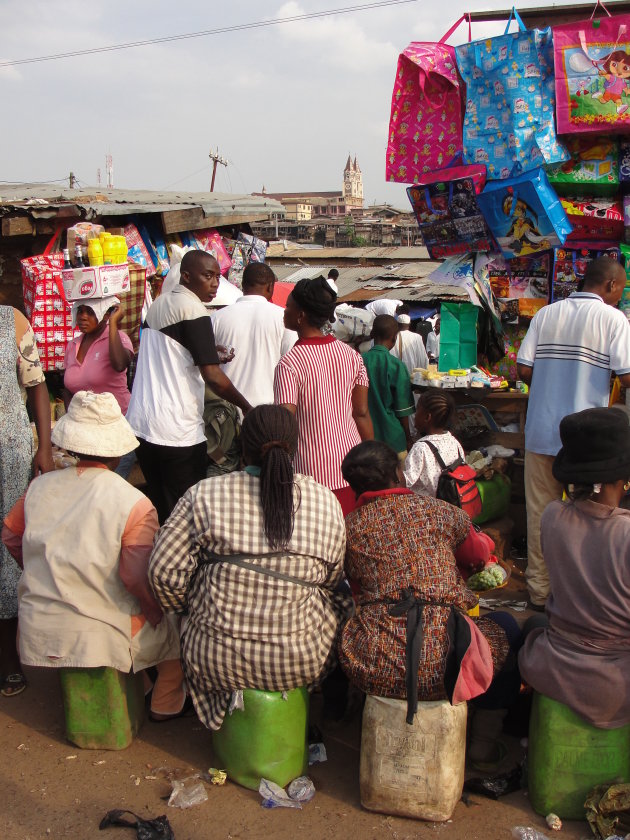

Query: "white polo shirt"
<box><xmin>211</xmin><ymin>295</ymin><xmax>296</xmax><ymax>407</ymax></box>
<box><xmin>517</xmin><ymin>292</ymin><xmax>630</xmax><ymax>455</ymax></box>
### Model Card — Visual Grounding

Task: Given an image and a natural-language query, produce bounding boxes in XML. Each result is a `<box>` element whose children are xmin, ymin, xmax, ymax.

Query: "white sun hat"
<box><xmin>71</xmin><ymin>295</ymin><xmax>120</xmax><ymax>328</ymax></box>
<box><xmin>52</xmin><ymin>391</ymin><xmax>139</xmax><ymax>457</ymax></box>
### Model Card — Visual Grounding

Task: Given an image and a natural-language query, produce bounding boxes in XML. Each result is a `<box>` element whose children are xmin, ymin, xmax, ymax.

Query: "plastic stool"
<box><xmin>360</xmin><ymin>696</ymin><xmax>467</xmax><ymax>821</ymax></box>
<box><xmin>529</xmin><ymin>692</ymin><xmax>630</xmax><ymax>819</ymax></box>
<box><xmin>212</xmin><ymin>688</ymin><xmax>309</xmax><ymax>790</ymax></box>
<box><xmin>59</xmin><ymin>667</ymin><xmax>145</xmax><ymax>750</ymax></box>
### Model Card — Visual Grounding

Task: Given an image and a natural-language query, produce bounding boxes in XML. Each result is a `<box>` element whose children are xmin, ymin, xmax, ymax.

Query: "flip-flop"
<box><xmin>149</xmin><ymin>694</ymin><xmax>194</xmax><ymax>723</ymax></box>
<box><xmin>1</xmin><ymin>672</ymin><xmax>27</xmax><ymax>697</ymax></box>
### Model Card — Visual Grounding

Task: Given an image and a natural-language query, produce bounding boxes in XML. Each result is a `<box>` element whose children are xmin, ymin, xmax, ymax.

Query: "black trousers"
<box><xmin>136</xmin><ymin>438</ymin><xmax>207</xmax><ymax>524</ymax></box>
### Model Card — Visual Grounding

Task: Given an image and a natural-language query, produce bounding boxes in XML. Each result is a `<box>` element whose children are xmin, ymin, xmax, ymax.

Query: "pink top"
<box><xmin>64</xmin><ymin>329</ymin><xmax>133</xmax><ymax>414</ymax></box>
<box><xmin>274</xmin><ymin>334</ymin><xmax>369</xmax><ymax>490</ymax></box>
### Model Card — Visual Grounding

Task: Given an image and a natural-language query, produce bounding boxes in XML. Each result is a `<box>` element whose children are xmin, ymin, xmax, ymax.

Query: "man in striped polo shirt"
<box><xmin>517</xmin><ymin>257</ymin><xmax>630</xmax><ymax>608</ymax></box>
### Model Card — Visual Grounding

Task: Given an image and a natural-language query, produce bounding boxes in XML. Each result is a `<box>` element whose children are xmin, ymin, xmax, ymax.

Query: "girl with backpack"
<box><xmin>404</xmin><ymin>390</ymin><xmax>464</xmax><ymax>497</ymax></box>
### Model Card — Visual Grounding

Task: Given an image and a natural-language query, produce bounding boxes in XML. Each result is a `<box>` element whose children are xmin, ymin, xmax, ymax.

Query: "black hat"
<box><xmin>552</xmin><ymin>407</ymin><xmax>630</xmax><ymax>485</ymax></box>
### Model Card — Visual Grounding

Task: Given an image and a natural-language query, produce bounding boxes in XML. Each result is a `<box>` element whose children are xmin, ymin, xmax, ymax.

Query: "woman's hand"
<box><xmin>108</xmin><ymin>305</ymin><xmax>125</xmax><ymax>328</ymax></box>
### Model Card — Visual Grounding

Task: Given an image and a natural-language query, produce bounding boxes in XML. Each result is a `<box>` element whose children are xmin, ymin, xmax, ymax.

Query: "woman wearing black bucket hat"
<box><xmin>519</xmin><ymin>406</ymin><xmax>630</xmax><ymax>728</ymax></box>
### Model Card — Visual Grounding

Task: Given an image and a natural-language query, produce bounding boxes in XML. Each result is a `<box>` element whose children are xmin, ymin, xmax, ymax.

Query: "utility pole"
<box><xmin>209</xmin><ymin>148</ymin><xmax>228</xmax><ymax>192</ymax></box>
<box><xmin>69</xmin><ymin>171</ymin><xmax>76</xmax><ymax>189</ymax></box>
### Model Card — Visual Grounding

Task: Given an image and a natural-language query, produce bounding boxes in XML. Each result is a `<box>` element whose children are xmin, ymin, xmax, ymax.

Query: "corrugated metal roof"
<box><xmin>268</xmin><ymin>258</ymin><xmax>467</xmax><ymax>304</ymax></box>
<box><xmin>266</xmin><ymin>244</ymin><xmax>431</xmax><ymax>261</ymax></box>
<box><xmin>0</xmin><ymin>183</ymin><xmax>283</xmax><ymax>222</ymax></box>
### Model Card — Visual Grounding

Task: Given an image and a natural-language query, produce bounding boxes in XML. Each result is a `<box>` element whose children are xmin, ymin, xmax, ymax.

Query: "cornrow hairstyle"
<box><xmin>419</xmin><ymin>389</ymin><xmax>457</xmax><ymax>430</ymax></box>
<box><xmin>341</xmin><ymin>440</ymin><xmax>399</xmax><ymax>497</ymax></box>
<box><xmin>241</xmin><ymin>405</ymin><xmax>300</xmax><ymax>550</ymax></box>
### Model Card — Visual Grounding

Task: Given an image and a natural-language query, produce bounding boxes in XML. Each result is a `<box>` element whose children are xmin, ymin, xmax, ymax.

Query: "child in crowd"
<box><xmin>362</xmin><ymin>315</ymin><xmax>415</xmax><ymax>456</ymax></box>
<box><xmin>404</xmin><ymin>390</ymin><xmax>464</xmax><ymax>496</ymax></box>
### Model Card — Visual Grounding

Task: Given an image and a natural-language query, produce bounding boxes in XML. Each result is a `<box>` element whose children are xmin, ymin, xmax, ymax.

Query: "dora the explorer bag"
<box><xmin>424</xmin><ymin>440</ymin><xmax>482</xmax><ymax>519</ymax></box>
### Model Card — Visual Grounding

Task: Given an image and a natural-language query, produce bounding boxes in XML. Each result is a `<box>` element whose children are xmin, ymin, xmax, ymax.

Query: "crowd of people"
<box><xmin>0</xmin><ymin>251</ymin><xmax>628</xmax><ymax>775</ymax></box>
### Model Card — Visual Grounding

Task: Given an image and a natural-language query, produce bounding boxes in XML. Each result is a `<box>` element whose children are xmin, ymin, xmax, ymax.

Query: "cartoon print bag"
<box><xmin>477</xmin><ymin>169</ymin><xmax>572</xmax><ymax>260</ymax></box>
<box><xmin>554</xmin><ymin>1</ymin><xmax>630</xmax><ymax>134</ymax></box>
<box><xmin>456</xmin><ymin>7</ymin><xmax>569</xmax><ymax>180</ymax></box>
<box><xmin>385</xmin><ymin>15</ymin><xmax>470</xmax><ymax>184</ymax></box>
<box><xmin>406</xmin><ymin>157</ymin><xmax>495</xmax><ymax>260</ymax></box>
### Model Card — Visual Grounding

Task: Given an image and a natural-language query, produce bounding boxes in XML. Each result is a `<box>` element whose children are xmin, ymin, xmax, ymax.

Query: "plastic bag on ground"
<box><xmin>287</xmin><ymin>776</ymin><xmax>316</xmax><ymax>803</ymax></box>
<box><xmin>167</xmin><ymin>777</ymin><xmax>208</xmax><ymax>809</ymax></box>
<box><xmin>511</xmin><ymin>829</ymin><xmax>550</xmax><ymax>840</ymax></box>
<box><xmin>98</xmin><ymin>809</ymin><xmax>174</xmax><ymax>839</ymax></box>
<box><xmin>258</xmin><ymin>778</ymin><xmax>302</xmax><ymax>809</ymax></box>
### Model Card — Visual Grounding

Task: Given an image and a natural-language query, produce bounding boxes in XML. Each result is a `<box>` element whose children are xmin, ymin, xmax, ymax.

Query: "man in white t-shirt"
<box><xmin>365</xmin><ymin>297</ymin><xmax>403</xmax><ymax>317</ymax></box>
<box><xmin>126</xmin><ymin>250</ymin><xmax>251</xmax><ymax>523</ymax></box>
<box><xmin>211</xmin><ymin>263</ymin><xmax>296</xmax><ymax>409</ymax></box>
<box><xmin>517</xmin><ymin>256</ymin><xmax>630</xmax><ymax>608</ymax></box>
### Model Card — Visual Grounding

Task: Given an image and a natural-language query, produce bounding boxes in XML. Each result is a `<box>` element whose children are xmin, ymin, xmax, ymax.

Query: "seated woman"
<box><xmin>1</xmin><ymin>391</ymin><xmax>185</xmax><ymax>721</ymax></box>
<box><xmin>404</xmin><ymin>390</ymin><xmax>464</xmax><ymax>497</ymax></box>
<box><xmin>149</xmin><ymin>404</ymin><xmax>353</xmax><ymax>731</ymax></box>
<box><xmin>339</xmin><ymin>440</ymin><xmax>521</xmax><ymax>763</ymax></box>
<box><xmin>519</xmin><ymin>407</ymin><xmax>630</xmax><ymax>729</ymax></box>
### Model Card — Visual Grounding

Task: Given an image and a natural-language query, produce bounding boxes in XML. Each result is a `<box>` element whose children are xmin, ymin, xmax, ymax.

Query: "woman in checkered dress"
<box><xmin>149</xmin><ymin>404</ymin><xmax>352</xmax><ymax>730</ymax></box>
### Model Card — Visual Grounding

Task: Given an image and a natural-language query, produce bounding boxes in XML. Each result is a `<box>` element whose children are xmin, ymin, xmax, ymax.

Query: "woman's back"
<box><xmin>275</xmin><ymin>335</ymin><xmax>368</xmax><ymax>489</ymax></box>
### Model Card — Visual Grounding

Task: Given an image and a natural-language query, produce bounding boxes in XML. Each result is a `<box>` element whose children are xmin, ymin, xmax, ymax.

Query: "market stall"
<box><xmin>384</xmin><ymin>0</ymin><xmax>630</xmax><ymax>563</ymax></box>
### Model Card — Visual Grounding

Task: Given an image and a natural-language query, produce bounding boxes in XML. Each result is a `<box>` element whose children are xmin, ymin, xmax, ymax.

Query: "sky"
<box><xmin>0</xmin><ymin>0</ymin><xmax>586</xmax><ymax>209</ymax></box>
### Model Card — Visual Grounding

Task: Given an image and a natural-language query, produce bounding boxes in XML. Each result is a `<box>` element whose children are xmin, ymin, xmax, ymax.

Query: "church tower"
<box><xmin>343</xmin><ymin>154</ymin><xmax>364</xmax><ymax>211</ymax></box>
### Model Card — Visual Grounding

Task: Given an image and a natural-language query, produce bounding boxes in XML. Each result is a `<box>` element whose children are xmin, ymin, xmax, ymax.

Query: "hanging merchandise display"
<box><xmin>406</xmin><ymin>157</ymin><xmax>494</xmax><ymax>259</ymax></box>
<box><xmin>477</xmin><ymin>168</ymin><xmax>572</xmax><ymax>259</ymax></box>
<box><xmin>385</xmin><ymin>15</ymin><xmax>470</xmax><ymax>184</ymax></box>
<box><xmin>551</xmin><ymin>243</ymin><xmax>621</xmax><ymax>301</ymax></box>
<box><xmin>477</xmin><ymin>252</ymin><xmax>550</xmax><ymax>323</ymax></box>
<box><xmin>553</xmin><ymin>3</ymin><xmax>630</xmax><ymax>135</ymax></box>
<box><xmin>561</xmin><ymin>196</ymin><xmax>624</xmax><ymax>241</ymax></box>
<box><xmin>546</xmin><ymin>136</ymin><xmax>620</xmax><ymax>195</ymax></box>
<box><xmin>456</xmin><ymin>7</ymin><xmax>569</xmax><ymax>180</ymax></box>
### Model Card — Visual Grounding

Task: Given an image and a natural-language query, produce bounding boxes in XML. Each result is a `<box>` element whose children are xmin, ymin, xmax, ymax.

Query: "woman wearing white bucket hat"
<box><xmin>1</xmin><ymin>391</ymin><xmax>187</xmax><ymax>721</ymax></box>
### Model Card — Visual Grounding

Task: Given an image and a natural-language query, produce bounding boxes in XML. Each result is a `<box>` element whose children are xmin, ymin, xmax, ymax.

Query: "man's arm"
<box><xmin>517</xmin><ymin>363</ymin><xmax>533</xmax><ymax>385</ymax></box>
<box><xmin>351</xmin><ymin>384</ymin><xmax>374</xmax><ymax>441</ymax></box>
<box><xmin>199</xmin><ymin>364</ymin><xmax>252</xmax><ymax>415</ymax></box>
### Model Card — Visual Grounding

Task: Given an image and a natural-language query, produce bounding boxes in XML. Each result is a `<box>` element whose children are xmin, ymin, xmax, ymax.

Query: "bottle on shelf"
<box><xmin>62</xmin><ymin>248</ymin><xmax>72</xmax><ymax>270</ymax></box>
<box><xmin>74</xmin><ymin>244</ymin><xmax>85</xmax><ymax>268</ymax></box>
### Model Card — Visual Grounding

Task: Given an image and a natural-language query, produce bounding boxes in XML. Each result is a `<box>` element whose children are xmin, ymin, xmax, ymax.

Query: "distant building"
<box><xmin>256</xmin><ymin>156</ymin><xmax>364</xmax><ymax>220</ymax></box>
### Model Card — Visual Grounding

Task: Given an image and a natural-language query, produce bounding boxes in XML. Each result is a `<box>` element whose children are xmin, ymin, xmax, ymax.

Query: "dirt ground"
<box><xmin>0</xmin><ymin>567</ymin><xmax>594</xmax><ymax>840</ymax></box>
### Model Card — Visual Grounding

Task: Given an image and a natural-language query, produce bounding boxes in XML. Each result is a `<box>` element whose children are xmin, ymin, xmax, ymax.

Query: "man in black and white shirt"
<box><xmin>127</xmin><ymin>250</ymin><xmax>251</xmax><ymax>522</ymax></box>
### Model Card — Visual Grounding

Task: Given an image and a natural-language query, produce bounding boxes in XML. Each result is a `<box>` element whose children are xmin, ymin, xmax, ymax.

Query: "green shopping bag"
<box><xmin>439</xmin><ymin>302</ymin><xmax>478</xmax><ymax>371</ymax></box>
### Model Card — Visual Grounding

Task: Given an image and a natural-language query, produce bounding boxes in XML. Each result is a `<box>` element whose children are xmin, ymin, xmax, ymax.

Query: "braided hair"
<box><xmin>241</xmin><ymin>405</ymin><xmax>300</xmax><ymax>550</ymax></box>
<box><xmin>291</xmin><ymin>276</ymin><xmax>337</xmax><ymax>328</ymax></box>
<box><xmin>342</xmin><ymin>440</ymin><xmax>399</xmax><ymax>497</ymax></box>
<box><xmin>419</xmin><ymin>390</ymin><xmax>457</xmax><ymax>431</ymax></box>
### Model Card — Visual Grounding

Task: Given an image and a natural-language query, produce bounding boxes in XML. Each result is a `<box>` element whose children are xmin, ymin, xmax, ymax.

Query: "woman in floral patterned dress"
<box><xmin>0</xmin><ymin>307</ymin><xmax>53</xmax><ymax>696</ymax></box>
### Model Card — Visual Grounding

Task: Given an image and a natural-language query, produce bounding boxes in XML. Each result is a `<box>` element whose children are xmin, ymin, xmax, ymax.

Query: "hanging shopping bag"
<box><xmin>551</xmin><ymin>243</ymin><xmax>621</xmax><ymax>301</ymax></box>
<box><xmin>554</xmin><ymin>1</ymin><xmax>630</xmax><ymax>134</ymax></box>
<box><xmin>385</xmin><ymin>15</ymin><xmax>470</xmax><ymax>184</ymax></box>
<box><xmin>439</xmin><ymin>301</ymin><xmax>478</xmax><ymax>371</ymax></box>
<box><xmin>406</xmin><ymin>155</ymin><xmax>495</xmax><ymax>259</ymax></box>
<box><xmin>477</xmin><ymin>168</ymin><xmax>572</xmax><ymax>260</ymax></box>
<box><xmin>456</xmin><ymin>7</ymin><xmax>569</xmax><ymax>180</ymax></box>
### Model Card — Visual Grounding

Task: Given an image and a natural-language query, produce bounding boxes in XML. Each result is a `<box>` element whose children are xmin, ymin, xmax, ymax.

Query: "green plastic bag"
<box><xmin>439</xmin><ymin>302</ymin><xmax>478</xmax><ymax>372</ymax></box>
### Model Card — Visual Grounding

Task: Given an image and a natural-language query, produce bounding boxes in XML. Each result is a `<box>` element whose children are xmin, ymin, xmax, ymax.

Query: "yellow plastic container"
<box><xmin>360</xmin><ymin>696</ymin><xmax>467</xmax><ymax>821</ymax></box>
<box><xmin>87</xmin><ymin>238</ymin><xmax>104</xmax><ymax>266</ymax></box>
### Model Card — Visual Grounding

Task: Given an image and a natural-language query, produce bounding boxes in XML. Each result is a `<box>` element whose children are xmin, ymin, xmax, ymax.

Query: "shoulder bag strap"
<box><xmin>424</xmin><ymin>439</ymin><xmax>448</xmax><ymax>470</ymax></box>
<box><xmin>200</xmin><ymin>549</ymin><xmax>318</xmax><ymax>589</ymax></box>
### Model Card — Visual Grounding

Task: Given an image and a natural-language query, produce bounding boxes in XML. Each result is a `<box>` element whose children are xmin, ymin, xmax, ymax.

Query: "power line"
<box><xmin>0</xmin><ymin>0</ymin><xmax>418</xmax><ymax>68</ymax></box>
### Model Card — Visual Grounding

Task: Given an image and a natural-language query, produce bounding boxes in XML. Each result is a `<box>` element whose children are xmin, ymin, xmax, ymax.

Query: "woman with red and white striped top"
<box><xmin>274</xmin><ymin>276</ymin><xmax>374</xmax><ymax>515</ymax></box>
